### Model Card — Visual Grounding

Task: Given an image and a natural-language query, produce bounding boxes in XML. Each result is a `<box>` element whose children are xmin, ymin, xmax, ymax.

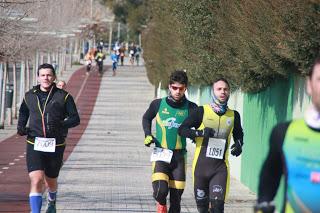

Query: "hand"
<box><xmin>203</xmin><ymin>127</ymin><xmax>215</xmax><ymax>138</ymax></box>
<box><xmin>231</xmin><ymin>139</ymin><xmax>243</xmax><ymax>157</ymax></box>
<box><xmin>17</xmin><ymin>126</ymin><xmax>28</xmax><ymax>136</ymax></box>
<box><xmin>144</xmin><ymin>135</ymin><xmax>156</xmax><ymax>147</ymax></box>
<box><xmin>254</xmin><ymin>201</ymin><xmax>275</xmax><ymax>213</ymax></box>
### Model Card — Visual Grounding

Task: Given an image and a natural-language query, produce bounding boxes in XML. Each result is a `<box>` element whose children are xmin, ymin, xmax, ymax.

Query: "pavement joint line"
<box><xmin>75</xmin><ymin>73</ymin><xmax>89</xmax><ymax>103</ymax></box>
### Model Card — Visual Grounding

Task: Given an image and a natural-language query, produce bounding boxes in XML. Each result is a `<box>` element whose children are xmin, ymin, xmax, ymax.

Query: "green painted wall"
<box><xmin>187</xmin><ymin>85</ymin><xmax>200</xmax><ymax>105</ymax></box>
<box><xmin>242</xmin><ymin>75</ymin><xmax>294</xmax><ymax>208</ymax></box>
<box><xmin>199</xmin><ymin>86</ymin><xmax>211</xmax><ymax>105</ymax></box>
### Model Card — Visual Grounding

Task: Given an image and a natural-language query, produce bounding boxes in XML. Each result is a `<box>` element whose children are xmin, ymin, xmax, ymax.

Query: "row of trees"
<box><xmin>101</xmin><ymin>0</ymin><xmax>148</xmax><ymax>44</ymax></box>
<box><xmin>135</xmin><ymin>0</ymin><xmax>320</xmax><ymax>92</ymax></box>
<box><xmin>0</xmin><ymin>0</ymin><xmax>113</xmax><ymax>127</ymax></box>
<box><xmin>0</xmin><ymin>0</ymin><xmax>91</xmax><ymax>62</ymax></box>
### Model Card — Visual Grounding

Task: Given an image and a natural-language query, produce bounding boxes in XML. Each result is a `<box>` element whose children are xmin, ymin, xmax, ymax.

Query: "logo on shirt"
<box><xmin>226</xmin><ymin>118</ymin><xmax>232</xmax><ymax>126</ymax></box>
<box><xmin>162</xmin><ymin>117</ymin><xmax>181</xmax><ymax>129</ymax></box>
<box><xmin>196</xmin><ymin>189</ymin><xmax>206</xmax><ymax>199</ymax></box>
<box><xmin>176</xmin><ymin>110</ymin><xmax>186</xmax><ymax>117</ymax></box>
<box><xmin>212</xmin><ymin>185</ymin><xmax>223</xmax><ymax>194</ymax></box>
<box><xmin>162</xmin><ymin>108</ymin><xmax>170</xmax><ymax>115</ymax></box>
<box><xmin>311</xmin><ymin>171</ymin><xmax>320</xmax><ymax>183</ymax></box>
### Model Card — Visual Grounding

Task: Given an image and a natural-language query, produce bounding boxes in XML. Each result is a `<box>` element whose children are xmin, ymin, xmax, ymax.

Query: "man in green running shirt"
<box><xmin>142</xmin><ymin>70</ymin><xmax>197</xmax><ymax>213</ymax></box>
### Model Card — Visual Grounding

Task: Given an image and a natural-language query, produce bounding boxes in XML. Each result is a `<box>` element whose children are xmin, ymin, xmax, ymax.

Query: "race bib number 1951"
<box><xmin>150</xmin><ymin>147</ymin><xmax>173</xmax><ymax>163</ymax></box>
<box><xmin>34</xmin><ymin>137</ymin><xmax>56</xmax><ymax>153</ymax></box>
<box><xmin>206</xmin><ymin>138</ymin><xmax>225</xmax><ymax>159</ymax></box>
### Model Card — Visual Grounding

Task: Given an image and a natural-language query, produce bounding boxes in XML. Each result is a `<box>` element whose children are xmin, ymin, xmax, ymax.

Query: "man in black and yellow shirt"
<box><xmin>142</xmin><ymin>70</ymin><xmax>197</xmax><ymax>213</ymax></box>
<box><xmin>179</xmin><ymin>78</ymin><xmax>243</xmax><ymax>213</ymax></box>
<box><xmin>17</xmin><ymin>63</ymin><xmax>80</xmax><ymax>213</ymax></box>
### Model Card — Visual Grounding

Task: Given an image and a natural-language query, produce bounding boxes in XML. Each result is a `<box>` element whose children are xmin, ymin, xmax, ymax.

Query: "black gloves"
<box><xmin>231</xmin><ymin>139</ymin><xmax>243</xmax><ymax>157</ymax></box>
<box><xmin>17</xmin><ymin>126</ymin><xmax>28</xmax><ymax>136</ymax></box>
<box><xmin>194</xmin><ymin>127</ymin><xmax>215</xmax><ymax>139</ymax></box>
<box><xmin>203</xmin><ymin>127</ymin><xmax>215</xmax><ymax>138</ymax></box>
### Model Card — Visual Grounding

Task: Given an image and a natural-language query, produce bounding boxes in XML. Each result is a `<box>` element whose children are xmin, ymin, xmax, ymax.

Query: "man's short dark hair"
<box><xmin>309</xmin><ymin>57</ymin><xmax>320</xmax><ymax>78</ymax></box>
<box><xmin>169</xmin><ymin>70</ymin><xmax>188</xmax><ymax>86</ymax></box>
<box><xmin>37</xmin><ymin>63</ymin><xmax>56</xmax><ymax>76</ymax></box>
<box><xmin>212</xmin><ymin>77</ymin><xmax>230</xmax><ymax>89</ymax></box>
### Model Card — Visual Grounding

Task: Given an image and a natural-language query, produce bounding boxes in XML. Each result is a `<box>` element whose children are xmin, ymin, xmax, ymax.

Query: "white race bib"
<box><xmin>150</xmin><ymin>147</ymin><xmax>173</xmax><ymax>163</ymax></box>
<box><xmin>206</xmin><ymin>138</ymin><xmax>225</xmax><ymax>159</ymax></box>
<box><xmin>34</xmin><ymin>137</ymin><xmax>56</xmax><ymax>153</ymax></box>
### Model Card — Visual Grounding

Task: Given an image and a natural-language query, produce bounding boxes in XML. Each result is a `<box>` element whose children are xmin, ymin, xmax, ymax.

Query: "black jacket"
<box><xmin>18</xmin><ymin>84</ymin><xmax>80</xmax><ymax>144</ymax></box>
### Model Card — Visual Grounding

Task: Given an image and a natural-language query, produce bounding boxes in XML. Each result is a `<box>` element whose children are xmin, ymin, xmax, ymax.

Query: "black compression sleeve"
<box><xmin>257</xmin><ymin>122</ymin><xmax>290</xmax><ymax>203</ymax></box>
<box><xmin>232</xmin><ymin>111</ymin><xmax>244</xmax><ymax>143</ymax></box>
<box><xmin>142</xmin><ymin>99</ymin><xmax>161</xmax><ymax>136</ymax></box>
<box><xmin>62</xmin><ymin>95</ymin><xmax>80</xmax><ymax>128</ymax></box>
<box><xmin>188</xmin><ymin>102</ymin><xmax>198</xmax><ymax>114</ymax></box>
<box><xmin>178</xmin><ymin>106</ymin><xmax>204</xmax><ymax>140</ymax></box>
<box><xmin>17</xmin><ymin>99</ymin><xmax>29</xmax><ymax>128</ymax></box>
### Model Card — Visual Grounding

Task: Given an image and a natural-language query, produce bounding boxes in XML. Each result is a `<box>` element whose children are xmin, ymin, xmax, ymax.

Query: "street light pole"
<box><xmin>117</xmin><ymin>22</ymin><xmax>120</xmax><ymax>42</ymax></box>
<box><xmin>109</xmin><ymin>22</ymin><xmax>113</xmax><ymax>53</ymax></box>
<box><xmin>90</xmin><ymin>0</ymin><xmax>93</xmax><ymax>20</ymax></box>
<box><xmin>0</xmin><ymin>62</ymin><xmax>8</xmax><ymax>128</ymax></box>
<box><xmin>0</xmin><ymin>63</ymin><xmax>3</xmax><ymax>129</ymax></box>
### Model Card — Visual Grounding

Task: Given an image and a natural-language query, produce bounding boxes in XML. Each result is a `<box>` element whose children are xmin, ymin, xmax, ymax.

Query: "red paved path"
<box><xmin>0</xmin><ymin>66</ymin><xmax>104</xmax><ymax>212</ymax></box>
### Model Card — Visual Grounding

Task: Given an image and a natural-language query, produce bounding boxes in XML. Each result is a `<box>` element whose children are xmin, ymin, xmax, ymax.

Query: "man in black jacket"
<box><xmin>17</xmin><ymin>63</ymin><xmax>80</xmax><ymax>213</ymax></box>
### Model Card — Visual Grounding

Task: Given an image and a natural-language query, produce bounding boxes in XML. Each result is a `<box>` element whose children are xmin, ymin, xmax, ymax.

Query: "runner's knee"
<box><xmin>29</xmin><ymin>172</ymin><xmax>44</xmax><ymax>191</ymax></box>
<box><xmin>152</xmin><ymin>180</ymin><xmax>168</xmax><ymax>205</ymax></box>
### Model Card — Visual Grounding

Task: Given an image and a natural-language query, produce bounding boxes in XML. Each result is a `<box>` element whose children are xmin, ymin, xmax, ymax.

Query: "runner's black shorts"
<box><xmin>26</xmin><ymin>143</ymin><xmax>65</xmax><ymax>178</ymax></box>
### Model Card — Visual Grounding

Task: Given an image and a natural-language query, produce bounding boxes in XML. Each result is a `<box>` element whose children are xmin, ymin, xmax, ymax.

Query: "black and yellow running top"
<box><xmin>178</xmin><ymin>104</ymin><xmax>243</xmax><ymax>161</ymax></box>
<box><xmin>179</xmin><ymin>104</ymin><xmax>243</xmax><ymax>145</ymax></box>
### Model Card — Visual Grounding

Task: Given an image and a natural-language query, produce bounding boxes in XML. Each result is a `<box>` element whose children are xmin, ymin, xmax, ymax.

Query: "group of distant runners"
<box><xmin>83</xmin><ymin>43</ymin><xmax>142</xmax><ymax>78</ymax></box>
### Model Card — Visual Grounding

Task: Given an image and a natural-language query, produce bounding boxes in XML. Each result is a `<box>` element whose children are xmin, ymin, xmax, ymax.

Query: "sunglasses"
<box><xmin>170</xmin><ymin>85</ymin><xmax>186</xmax><ymax>91</ymax></box>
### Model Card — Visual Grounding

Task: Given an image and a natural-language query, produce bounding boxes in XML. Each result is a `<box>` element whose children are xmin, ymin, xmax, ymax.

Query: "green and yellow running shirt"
<box><xmin>155</xmin><ymin>98</ymin><xmax>189</xmax><ymax>150</ymax></box>
<box><xmin>142</xmin><ymin>96</ymin><xmax>198</xmax><ymax>149</ymax></box>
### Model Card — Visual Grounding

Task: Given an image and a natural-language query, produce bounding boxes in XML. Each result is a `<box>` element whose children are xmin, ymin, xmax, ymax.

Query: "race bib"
<box><xmin>34</xmin><ymin>137</ymin><xmax>56</xmax><ymax>152</ymax></box>
<box><xmin>206</xmin><ymin>138</ymin><xmax>225</xmax><ymax>159</ymax></box>
<box><xmin>150</xmin><ymin>147</ymin><xmax>173</xmax><ymax>163</ymax></box>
